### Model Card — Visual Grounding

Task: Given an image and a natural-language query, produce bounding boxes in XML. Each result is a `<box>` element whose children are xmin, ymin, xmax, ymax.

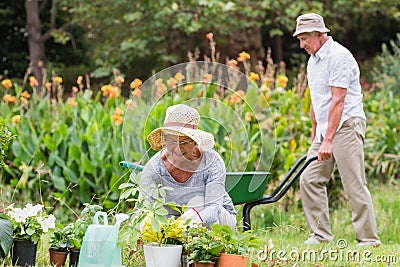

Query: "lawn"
<box><xmin>1</xmin><ymin>182</ymin><xmax>398</xmax><ymax>267</ymax></box>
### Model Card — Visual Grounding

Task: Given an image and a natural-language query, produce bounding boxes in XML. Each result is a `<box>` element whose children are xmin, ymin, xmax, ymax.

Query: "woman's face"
<box><xmin>163</xmin><ymin>134</ymin><xmax>196</xmax><ymax>161</ymax></box>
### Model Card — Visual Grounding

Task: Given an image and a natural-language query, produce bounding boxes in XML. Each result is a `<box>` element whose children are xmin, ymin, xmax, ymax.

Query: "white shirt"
<box><xmin>307</xmin><ymin>37</ymin><xmax>365</xmax><ymax>141</ymax></box>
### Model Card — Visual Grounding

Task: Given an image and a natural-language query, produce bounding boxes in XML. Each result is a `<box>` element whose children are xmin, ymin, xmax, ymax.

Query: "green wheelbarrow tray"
<box><xmin>119</xmin><ymin>154</ymin><xmax>317</xmax><ymax>231</ymax></box>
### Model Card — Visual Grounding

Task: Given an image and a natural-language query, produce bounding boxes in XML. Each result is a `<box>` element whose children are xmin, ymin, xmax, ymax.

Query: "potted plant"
<box><xmin>63</xmin><ymin>203</ymin><xmax>102</xmax><ymax>267</ymax></box>
<box><xmin>119</xmin><ymin>172</ymin><xmax>184</xmax><ymax>267</ymax></box>
<box><xmin>210</xmin><ymin>224</ymin><xmax>261</xmax><ymax>267</ymax></box>
<box><xmin>183</xmin><ymin>225</ymin><xmax>224</xmax><ymax>267</ymax></box>
<box><xmin>49</xmin><ymin>224</ymin><xmax>69</xmax><ymax>267</ymax></box>
<box><xmin>4</xmin><ymin>203</ymin><xmax>56</xmax><ymax>266</ymax></box>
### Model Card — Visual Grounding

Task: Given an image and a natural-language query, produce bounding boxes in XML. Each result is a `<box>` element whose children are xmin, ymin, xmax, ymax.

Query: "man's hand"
<box><xmin>318</xmin><ymin>140</ymin><xmax>333</xmax><ymax>160</ymax></box>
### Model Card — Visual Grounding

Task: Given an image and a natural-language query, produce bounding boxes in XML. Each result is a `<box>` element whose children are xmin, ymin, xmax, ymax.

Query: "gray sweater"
<box><xmin>139</xmin><ymin>149</ymin><xmax>236</xmax><ymax>226</ymax></box>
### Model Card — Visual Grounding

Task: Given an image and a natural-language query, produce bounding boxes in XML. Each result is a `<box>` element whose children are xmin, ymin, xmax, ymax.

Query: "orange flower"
<box><xmin>45</xmin><ymin>82</ymin><xmax>52</xmax><ymax>91</ymax></box>
<box><xmin>21</xmin><ymin>91</ymin><xmax>31</xmax><ymax>99</ymax></box>
<box><xmin>29</xmin><ymin>76</ymin><xmax>38</xmax><ymax>87</ymax></box>
<box><xmin>206</xmin><ymin>32</ymin><xmax>213</xmax><ymax>41</ymax></box>
<box><xmin>183</xmin><ymin>84</ymin><xmax>193</xmax><ymax>92</ymax></box>
<box><xmin>156</xmin><ymin>83</ymin><xmax>167</xmax><ymax>97</ymax></box>
<box><xmin>249</xmin><ymin>72</ymin><xmax>260</xmax><ymax>82</ymax></box>
<box><xmin>132</xmin><ymin>88</ymin><xmax>142</xmax><ymax>98</ymax></box>
<box><xmin>114</xmin><ymin>107</ymin><xmax>124</xmax><ymax>116</ymax></box>
<box><xmin>108</xmin><ymin>86</ymin><xmax>119</xmax><ymax>98</ymax></box>
<box><xmin>3</xmin><ymin>94</ymin><xmax>17</xmax><ymax>104</ymax></box>
<box><xmin>174</xmin><ymin>72</ymin><xmax>185</xmax><ymax>82</ymax></box>
<box><xmin>116</xmin><ymin>75</ymin><xmax>125</xmax><ymax>85</ymax></box>
<box><xmin>52</xmin><ymin>76</ymin><xmax>63</xmax><ymax>84</ymax></box>
<box><xmin>167</xmin><ymin>78</ymin><xmax>178</xmax><ymax>88</ymax></box>
<box><xmin>101</xmin><ymin>84</ymin><xmax>112</xmax><ymax>96</ymax></box>
<box><xmin>12</xmin><ymin>115</ymin><xmax>21</xmax><ymax>124</ymax></box>
<box><xmin>237</xmin><ymin>51</ymin><xmax>250</xmax><ymax>62</ymax></box>
<box><xmin>125</xmin><ymin>99</ymin><xmax>136</xmax><ymax>110</ymax></box>
<box><xmin>77</xmin><ymin>75</ymin><xmax>83</xmax><ymax>85</ymax></box>
<box><xmin>197</xmin><ymin>91</ymin><xmax>203</xmax><ymax>97</ymax></box>
<box><xmin>1</xmin><ymin>79</ymin><xmax>12</xmax><ymax>89</ymax></box>
<box><xmin>20</xmin><ymin>97</ymin><xmax>28</xmax><ymax>104</ymax></box>
<box><xmin>229</xmin><ymin>90</ymin><xmax>246</xmax><ymax>105</ymax></box>
<box><xmin>276</xmin><ymin>75</ymin><xmax>288</xmax><ymax>88</ymax></box>
<box><xmin>155</xmin><ymin>78</ymin><xmax>163</xmax><ymax>86</ymax></box>
<box><xmin>130</xmin><ymin>78</ymin><xmax>143</xmax><ymax>89</ymax></box>
<box><xmin>203</xmin><ymin>73</ymin><xmax>212</xmax><ymax>83</ymax></box>
<box><xmin>227</xmin><ymin>59</ymin><xmax>238</xmax><ymax>67</ymax></box>
<box><xmin>111</xmin><ymin>114</ymin><xmax>123</xmax><ymax>126</ymax></box>
<box><xmin>68</xmin><ymin>97</ymin><xmax>77</xmax><ymax>107</ymax></box>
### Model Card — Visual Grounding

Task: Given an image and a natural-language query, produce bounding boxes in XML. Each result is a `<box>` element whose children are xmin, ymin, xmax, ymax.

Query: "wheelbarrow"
<box><xmin>119</xmin><ymin>154</ymin><xmax>317</xmax><ymax>231</ymax></box>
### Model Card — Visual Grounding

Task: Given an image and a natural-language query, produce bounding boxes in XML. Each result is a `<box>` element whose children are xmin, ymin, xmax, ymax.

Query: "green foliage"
<box><xmin>1</xmin><ymin>82</ymin><xmax>128</xmax><ymax>209</ymax></box>
<box><xmin>0</xmin><ymin>213</ymin><xmax>13</xmax><ymax>259</ymax></box>
<box><xmin>210</xmin><ymin>224</ymin><xmax>261</xmax><ymax>256</ymax></box>
<box><xmin>183</xmin><ymin>226</ymin><xmax>224</xmax><ymax>264</ymax></box>
<box><xmin>49</xmin><ymin>224</ymin><xmax>69</xmax><ymax>251</ymax></box>
<box><xmin>372</xmin><ymin>33</ymin><xmax>400</xmax><ymax>94</ymax></box>
<box><xmin>118</xmin><ymin>171</ymin><xmax>184</xmax><ymax>246</ymax></box>
<box><xmin>0</xmin><ymin>117</ymin><xmax>15</xmax><ymax>169</ymax></box>
<box><xmin>62</xmin><ymin>203</ymin><xmax>103</xmax><ymax>250</ymax></box>
<box><xmin>362</xmin><ymin>34</ymin><xmax>400</xmax><ymax>182</ymax></box>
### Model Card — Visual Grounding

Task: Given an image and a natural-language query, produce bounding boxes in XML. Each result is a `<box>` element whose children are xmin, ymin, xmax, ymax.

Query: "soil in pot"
<box><xmin>192</xmin><ymin>261</ymin><xmax>215</xmax><ymax>267</ymax></box>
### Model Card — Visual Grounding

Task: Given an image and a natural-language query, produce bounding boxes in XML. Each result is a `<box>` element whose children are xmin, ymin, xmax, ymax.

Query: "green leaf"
<box><xmin>53</xmin><ymin>166</ymin><xmax>67</xmax><ymax>191</ymax></box>
<box><xmin>0</xmin><ymin>218</ymin><xmax>13</xmax><ymax>258</ymax></box>
<box><xmin>63</xmin><ymin>166</ymin><xmax>79</xmax><ymax>184</ymax></box>
<box><xmin>80</xmin><ymin>154</ymin><xmax>93</xmax><ymax>174</ymax></box>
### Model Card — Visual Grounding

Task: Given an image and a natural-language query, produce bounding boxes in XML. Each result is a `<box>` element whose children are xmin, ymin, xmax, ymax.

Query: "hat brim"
<box><xmin>293</xmin><ymin>27</ymin><xmax>330</xmax><ymax>37</ymax></box>
<box><xmin>147</xmin><ymin>126</ymin><xmax>215</xmax><ymax>151</ymax></box>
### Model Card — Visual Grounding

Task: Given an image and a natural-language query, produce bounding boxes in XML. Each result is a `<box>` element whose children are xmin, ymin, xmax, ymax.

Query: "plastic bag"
<box><xmin>78</xmin><ymin>212</ymin><xmax>125</xmax><ymax>267</ymax></box>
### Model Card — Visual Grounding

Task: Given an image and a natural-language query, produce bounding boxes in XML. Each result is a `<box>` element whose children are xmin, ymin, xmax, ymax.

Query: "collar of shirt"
<box><xmin>311</xmin><ymin>36</ymin><xmax>334</xmax><ymax>61</ymax></box>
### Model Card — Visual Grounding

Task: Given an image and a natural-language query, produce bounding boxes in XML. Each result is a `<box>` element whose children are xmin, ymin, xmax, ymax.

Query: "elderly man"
<box><xmin>293</xmin><ymin>13</ymin><xmax>380</xmax><ymax>246</ymax></box>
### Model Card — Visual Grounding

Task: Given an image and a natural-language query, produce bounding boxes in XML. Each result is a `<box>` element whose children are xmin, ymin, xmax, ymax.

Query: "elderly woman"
<box><xmin>139</xmin><ymin>104</ymin><xmax>236</xmax><ymax>228</ymax></box>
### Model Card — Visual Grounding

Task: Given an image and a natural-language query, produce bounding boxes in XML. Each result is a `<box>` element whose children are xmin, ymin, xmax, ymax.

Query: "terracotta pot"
<box><xmin>216</xmin><ymin>253</ymin><xmax>248</xmax><ymax>267</ymax></box>
<box><xmin>11</xmin><ymin>239</ymin><xmax>38</xmax><ymax>267</ymax></box>
<box><xmin>49</xmin><ymin>249</ymin><xmax>68</xmax><ymax>267</ymax></box>
<box><xmin>68</xmin><ymin>249</ymin><xmax>80</xmax><ymax>267</ymax></box>
<box><xmin>192</xmin><ymin>261</ymin><xmax>215</xmax><ymax>267</ymax></box>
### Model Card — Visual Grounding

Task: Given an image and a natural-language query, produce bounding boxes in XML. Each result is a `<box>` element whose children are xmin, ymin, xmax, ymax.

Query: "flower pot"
<box><xmin>68</xmin><ymin>249</ymin><xmax>80</xmax><ymax>267</ymax></box>
<box><xmin>143</xmin><ymin>244</ymin><xmax>182</xmax><ymax>267</ymax></box>
<box><xmin>216</xmin><ymin>253</ymin><xmax>248</xmax><ymax>267</ymax></box>
<box><xmin>49</xmin><ymin>249</ymin><xmax>68</xmax><ymax>267</ymax></box>
<box><xmin>192</xmin><ymin>261</ymin><xmax>216</xmax><ymax>267</ymax></box>
<box><xmin>11</xmin><ymin>239</ymin><xmax>38</xmax><ymax>267</ymax></box>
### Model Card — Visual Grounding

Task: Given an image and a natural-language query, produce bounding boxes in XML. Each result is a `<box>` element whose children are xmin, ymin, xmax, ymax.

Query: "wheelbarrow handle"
<box><xmin>119</xmin><ymin>161</ymin><xmax>144</xmax><ymax>171</ymax></box>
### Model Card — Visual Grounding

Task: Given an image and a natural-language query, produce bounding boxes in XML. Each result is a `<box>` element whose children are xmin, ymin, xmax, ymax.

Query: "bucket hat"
<box><xmin>147</xmin><ymin>104</ymin><xmax>215</xmax><ymax>151</ymax></box>
<box><xmin>293</xmin><ymin>13</ymin><xmax>330</xmax><ymax>37</ymax></box>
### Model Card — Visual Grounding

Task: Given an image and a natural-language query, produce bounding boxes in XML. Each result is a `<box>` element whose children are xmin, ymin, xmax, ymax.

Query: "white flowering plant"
<box><xmin>5</xmin><ymin>203</ymin><xmax>56</xmax><ymax>243</ymax></box>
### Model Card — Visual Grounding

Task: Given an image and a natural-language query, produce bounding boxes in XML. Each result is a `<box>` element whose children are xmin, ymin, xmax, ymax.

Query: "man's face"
<box><xmin>297</xmin><ymin>32</ymin><xmax>323</xmax><ymax>55</ymax></box>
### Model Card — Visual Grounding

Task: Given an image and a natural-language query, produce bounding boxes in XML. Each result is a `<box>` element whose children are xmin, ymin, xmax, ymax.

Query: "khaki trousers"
<box><xmin>300</xmin><ymin>117</ymin><xmax>379</xmax><ymax>242</ymax></box>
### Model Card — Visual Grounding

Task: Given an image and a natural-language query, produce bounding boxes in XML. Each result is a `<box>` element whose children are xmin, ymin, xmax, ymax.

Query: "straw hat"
<box><xmin>147</xmin><ymin>104</ymin><xmax>215</xmax><ymax>151</ymax></box>
<box><xmin>293</xmin><ymin>13</ymin><xmax>330</xmax><ymax>37</ymax></box>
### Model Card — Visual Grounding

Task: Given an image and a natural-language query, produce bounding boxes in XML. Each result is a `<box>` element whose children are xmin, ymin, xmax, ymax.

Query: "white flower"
<box><xmin>24</xmin><ymin>203</ymin><xmax>43</xmax><ymax>217</ymax></box>
<box><xmin>38</xmin><ymin>214</ymin><xmax>56</xmax><ymax>232</ymax></box>
<box><xmin>10</xmin><ymin>208</ymin><xmax>28</xmax><ymax>223</ymax></box>
<box><xmin>115</xmin><ymin>213</ymin><xmax>129</xmax><ymax>225</ymax></box>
